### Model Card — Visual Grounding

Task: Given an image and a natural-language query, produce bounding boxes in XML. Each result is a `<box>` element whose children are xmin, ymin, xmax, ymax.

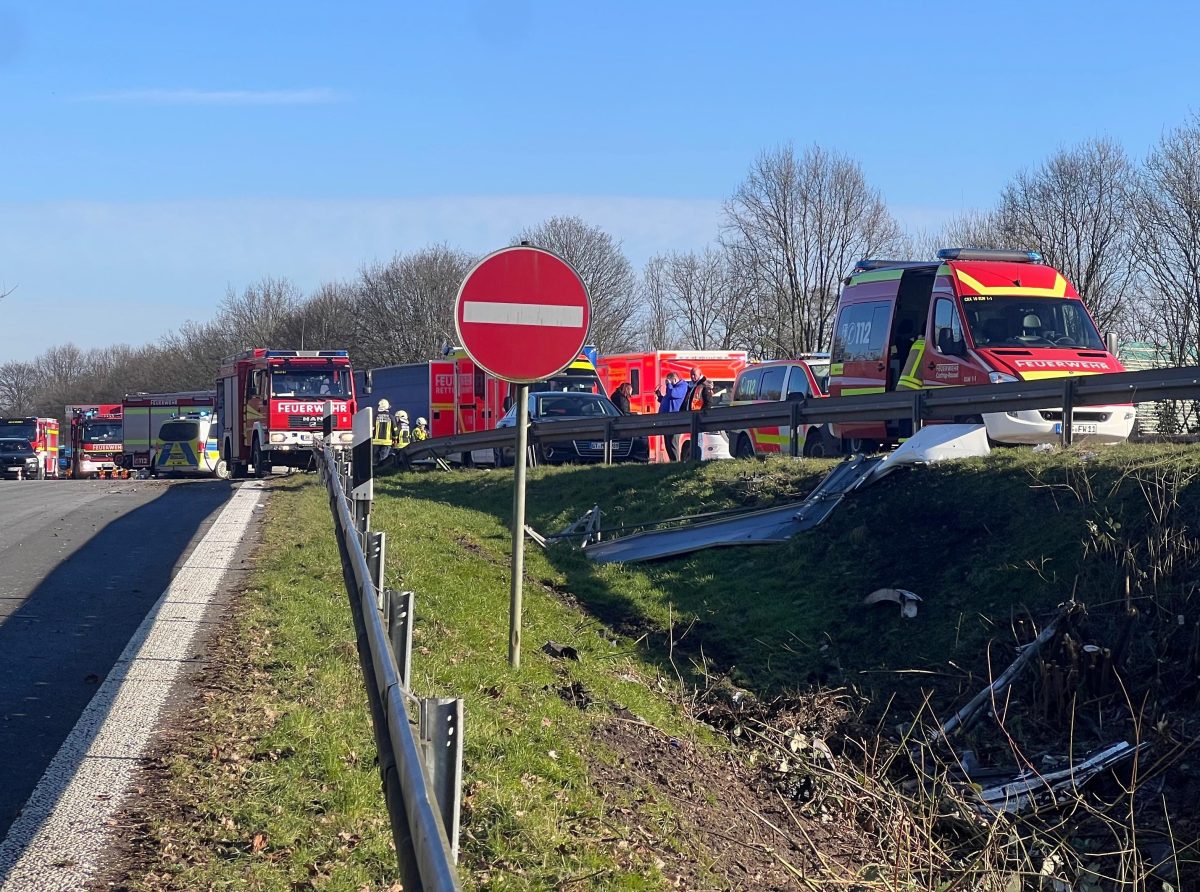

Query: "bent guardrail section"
<box><xmin>316</xmin><ymin>437</ymin><xmax>463</xmax><ymax>891</ymax></box>
<box><xmin>396</xmin><ymin>365</ymin><xmax>1200</xmax><ymax>463</ymax></box>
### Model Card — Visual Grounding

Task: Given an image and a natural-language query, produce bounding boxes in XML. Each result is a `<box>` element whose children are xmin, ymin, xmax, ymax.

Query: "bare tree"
<box><xmin>998</xmin><ymin>138</ymin><xmax>1136</xmax><ymax>333</ymax></box>
<box><xmin>1132</xmin><ymin>114</ymin><xmax>1200</xmax><ymax>431</ymax></box>
<box><xmin>276</xmin><ymin>280</ymin><xmax>362</xmax><ymax>354</ymax></box>
<box><xmin>355</xmin><ymin>245</ymin><xmax>476</xmax><ymax>367</ymax></box>
<box><xmin>0</xmin><ymin>360</ymin><xmax>42</xmax><ymax>415</ymax></box>
<box><xmin>215</xmin><ymin>276</ymin><xmax>302</xmax><ymax>350</ymax></box>
<box><xmin>516</xmin><ymin>216</ymin><xmax>640</xmax><ymax>352</ymax></box>
<box><xmin>723</xmin><ymin>144</ymin><xmax>903</xmax><ymax>357</ymax></box>
<box><xmin>929</xmin><ymin>209</ymin><xmax>1010</xmax><ymax>254</ymax></box>
<box><xmin>641</xmin><ymin>248</ymin><xmax>748</xmax><ymax>350</ymax></box>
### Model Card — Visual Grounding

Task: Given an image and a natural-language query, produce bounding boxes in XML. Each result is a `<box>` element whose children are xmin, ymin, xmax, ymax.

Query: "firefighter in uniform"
<box><xmin>395</xmin><ymin>409</ymin><xmax>411</xmax><ymax>448</ymax></box>
<box><xmin>374</xmin><ymin>399</ymin><xmax>394</xmax><ymax>463</ymax></box>
<box><xmin>413</xmin><ymin>417</ymin><xmax>430</xmax><ymax>441</ymax></box>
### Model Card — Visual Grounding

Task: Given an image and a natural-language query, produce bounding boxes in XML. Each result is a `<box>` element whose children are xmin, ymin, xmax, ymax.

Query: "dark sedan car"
<box><xmin>494</xmin><ymin>392</ymin><xmax>648</xmax><ymax>465</ymax></box>
<box><xmin>0</xmin><ymin>438</ymin><xmax>43</xmax><ymax>480</ymax></box>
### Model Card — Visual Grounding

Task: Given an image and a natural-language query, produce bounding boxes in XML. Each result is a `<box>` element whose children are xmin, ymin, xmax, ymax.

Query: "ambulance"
<box><xmin>829</xmin><ymin>248</ymin><xmax>1135</xmax><ymax>449</ymax></box>
<box><xmin>595</xmin><ymin>350</ymin><xmax>748</xmax><ymax>461</ymax></box>
<box><xmin>154</xmin><ymin>411</ymin><xmax>227</xmax><ymax>477</ymax></box>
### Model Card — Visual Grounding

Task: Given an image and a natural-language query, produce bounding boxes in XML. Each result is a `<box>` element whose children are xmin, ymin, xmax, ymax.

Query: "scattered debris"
<box><xmin>930</xmin><ymin>607</ymin><xmax>1068</xmax><ymax>744</ymax></box>
<box><xmin>863</xmin><ymin>588</ymin><xmax>922</xmax><ymax>618</ymax></box>
<box><xmin>549</xmin><ymin>505</ymin><xmax>603</xmax><ymax>547</ymax></box>
<box><xmin>541</xmin><ymin>641</ymin><xmax>579</xmax><ymax>661</ymax></box>
<box><xmin>975</xmin><ymin>740</ymin><xmax>1149</xmax><ymax>815</ymax></box>
<box><xmin>1032</xmin><ymin>443</ymin><xmax>1057</xmax><ymax>453</ymax></box>
<box><xmin>524</xmin><ymin>525</ymin><xmax>547</xmax><ymax>549</ymax></box>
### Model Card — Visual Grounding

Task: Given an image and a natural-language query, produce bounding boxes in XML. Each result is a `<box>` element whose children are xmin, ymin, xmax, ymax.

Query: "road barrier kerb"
<box><xmin>316</xmin><ymin>442</ymin><xmax>463</xmax><ymax>891</ymax></box>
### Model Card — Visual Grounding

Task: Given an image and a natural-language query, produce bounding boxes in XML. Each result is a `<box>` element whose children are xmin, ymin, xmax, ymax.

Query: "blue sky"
<box><xmin>1</xmin><ymin>1</ymin><xmax>1196</xmax><ymax>360</ymax></box>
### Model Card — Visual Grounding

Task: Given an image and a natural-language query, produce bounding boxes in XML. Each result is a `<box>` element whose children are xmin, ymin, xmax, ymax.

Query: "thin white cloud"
<box><xmin>79</xmin><ymin>88</ymin><xmax>345</xmax><ymax>106</ymax></box>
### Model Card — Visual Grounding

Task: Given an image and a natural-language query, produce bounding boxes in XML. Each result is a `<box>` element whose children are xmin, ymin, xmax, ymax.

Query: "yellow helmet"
<box><xmin>377</xmin><ymin>398</ymin><xmax>390</xmax><ymax>412</ymax></box>
<box><xmin>397</xmin><ymin>409</ymin><xmax>409</xmax><ymax>422</ymax></box>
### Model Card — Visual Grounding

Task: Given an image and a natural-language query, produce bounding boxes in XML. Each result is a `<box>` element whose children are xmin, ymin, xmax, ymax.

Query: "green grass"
<box><xmin>122</xmin><ymin>442</ymin><xmax>1200</xmax><ymax>890</ymax></box>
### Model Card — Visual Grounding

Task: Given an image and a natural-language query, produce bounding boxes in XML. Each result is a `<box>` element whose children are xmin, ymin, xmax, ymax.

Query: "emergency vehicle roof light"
<box><xmin>264</xmin><ymin>349</ymin><xmax>348</xmax><ymax>358</ymax></box>
<box><xmin>853</xmin><ymin>258</ymin><xmax>924</xmax><ymax>272</ymax></box>
<box><xmin>937</xmin><ymin>248</ymin><xmax>1043</xmax><ymax>263</ymax></box>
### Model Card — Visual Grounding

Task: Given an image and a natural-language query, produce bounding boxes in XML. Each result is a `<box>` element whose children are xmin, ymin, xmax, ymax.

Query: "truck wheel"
<box><xmin>735</xmin><ymin>435</ymin><xmax>755</xmax><ymax>459</ymax></box>
<box><xmin>213</xmin><ymin>459</ymin><xmax>231</xmax><ymax>480</ymax></box>
<box><xmin>251</xmin><ymin>439</ymin><xmax>266</xmax><ymax>478</ymax></box>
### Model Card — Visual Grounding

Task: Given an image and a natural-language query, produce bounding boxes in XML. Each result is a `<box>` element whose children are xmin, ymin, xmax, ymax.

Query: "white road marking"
<box><xmin>462</xmin><ymin>300</ymin><xmax>583</xmax><ymax>328</ymax></box>
<box><xmin>0</xmin><ymin>483</ymin><xmax>265</xmax><ymax>891</ymax></box>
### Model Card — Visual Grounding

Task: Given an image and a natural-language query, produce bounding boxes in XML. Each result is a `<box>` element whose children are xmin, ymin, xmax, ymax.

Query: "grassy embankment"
<box><xmin>115</xmin><ymin>443</ymin><xmax>1200</xmax><ymax>890</ymax></box>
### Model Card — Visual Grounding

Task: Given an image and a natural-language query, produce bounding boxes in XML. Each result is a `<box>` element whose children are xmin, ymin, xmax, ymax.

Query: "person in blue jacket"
<box><xmin>656</xmin><ymin>371</ymin><xmax>689</xmax><ymax>460</ymax></box>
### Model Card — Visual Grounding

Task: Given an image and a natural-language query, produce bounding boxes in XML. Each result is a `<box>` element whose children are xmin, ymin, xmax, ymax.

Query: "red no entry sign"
<box><xmin>454</xmin><ymin>245</ymin><xmax>592</xmax><ymax>383</ymax></box>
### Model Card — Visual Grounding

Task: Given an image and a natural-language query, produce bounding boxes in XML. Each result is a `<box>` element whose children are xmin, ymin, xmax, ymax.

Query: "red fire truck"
<box><xmin>217</xmin><ymin>349</ymin><xmax>358</xmax><ymax>477</ymax></box>
<box><xmin>596</xmin><ymin>350</ymin><xmax>749</xmax><ymax>461</ymax></box>
<box><xmin>66</xmin><ymin>404</ymin><xmax>126</xmax><ymax>478</ymax></box>
<box><xmin>0</xmin><ymin>416</ymin><xmax>60</xmax><ymax>479</ymax></box>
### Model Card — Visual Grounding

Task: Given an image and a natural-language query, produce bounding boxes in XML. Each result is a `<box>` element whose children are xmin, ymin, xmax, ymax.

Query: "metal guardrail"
<box><xmin>397</xmin><ymin>365</ymin><xmax>1200</xmax><ymax>463</ymax></box>
<box><xmin>316</xmin><ymin>439</ymin><xmax>463</xmax><ymax>891</ymax></box>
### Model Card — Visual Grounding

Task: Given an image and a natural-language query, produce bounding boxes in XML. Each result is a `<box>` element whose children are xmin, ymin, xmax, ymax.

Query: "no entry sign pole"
<box><xmin>508</xmin><ymin>383</ymin><xmax>530</xmax><ymax>668</ymax></box>
<box><xmin>453</xmin><ymin>244</ymin><xmax>591</xmax><ymax>669</ymax></box>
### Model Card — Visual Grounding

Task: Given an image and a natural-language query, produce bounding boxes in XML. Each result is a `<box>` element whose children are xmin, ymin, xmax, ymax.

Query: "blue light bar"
<box><xmin>937</xmin><ymin>248</ymin><xmax>1043</xmax><ymax>263</ymax></box>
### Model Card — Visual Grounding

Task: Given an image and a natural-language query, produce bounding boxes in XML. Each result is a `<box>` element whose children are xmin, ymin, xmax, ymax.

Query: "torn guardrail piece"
<box><xmin>975</xmin><ymin>740</ymin><xmax>1149</xmax><ymax>815</ymax></box>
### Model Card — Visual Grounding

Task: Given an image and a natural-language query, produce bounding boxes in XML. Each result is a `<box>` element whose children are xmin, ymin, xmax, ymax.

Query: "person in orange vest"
<box><xmin>685</xmin><ymin>367</ymin><xmax>711</xmax><ymax>411</ymax></box>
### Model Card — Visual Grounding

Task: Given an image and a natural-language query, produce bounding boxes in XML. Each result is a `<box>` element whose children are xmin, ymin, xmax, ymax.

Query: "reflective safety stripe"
<box><xmin>158</xmin><ymin>441</ymin><xmax>199</xmax><ymax>468</ymax></box>
<box><xmin>897</xmin><ymin>337</ymin><xmax>926</xmax><ymax>390</ymax></box>
<box><xmin>841</xmin><ymin>386</ymin><xmax>885</xmax><ymax>396</ymax></box>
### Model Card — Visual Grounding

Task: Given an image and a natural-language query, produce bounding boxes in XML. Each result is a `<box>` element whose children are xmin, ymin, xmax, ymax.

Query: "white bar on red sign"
<box><xmin>462</xmin><ymin>301</ymin><xmax>584</xmax><ymax>328</ymax></box>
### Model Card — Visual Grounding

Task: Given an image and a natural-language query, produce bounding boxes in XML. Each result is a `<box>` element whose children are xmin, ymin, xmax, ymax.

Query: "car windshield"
<box><xmin>271</xmin><ymin>369</ymin><xmax>350</xmax><ymax>398</ymax></box>
<box><xmin>83</xmin><ymin>422</ymin><xmax>122</xmax><ymax>443</ymax></box>
<box><xmin>0</xmin><ymin>439</ymin><xmax>33</xmax><ymax>453</ymax></box>
<box><xmin>532</xmin><ymin>393</ymin><xmax>621</xmax><ymax>419</ymax></box>
<box><xmin>962</xmin><ymin>296</ymin><xmax>1104</xmax><ymax>350</ymax></box>
<box><xmin>1</xmin><ymin>421</ymin><xmax>36</xmax><ymax>440</ymax></box>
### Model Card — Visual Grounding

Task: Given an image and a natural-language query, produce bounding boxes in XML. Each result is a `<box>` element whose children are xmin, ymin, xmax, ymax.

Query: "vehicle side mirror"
<box><xmin>786</xmin><ymin>391</ymin><xmax>806</xmax><ymax>403</ymax></box>
<box><xmin>1105</xmin><ymin>332</ymin><xmax>1118</xmax><ymax>355</ymax></box>
<box><xmin>364</xmin><ymin>370</ymin><xmax>374</xmax><ymax>395</ymax></box>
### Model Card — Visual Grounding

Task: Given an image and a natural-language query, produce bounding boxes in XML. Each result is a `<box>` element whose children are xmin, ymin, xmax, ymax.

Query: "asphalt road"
<box><xmin>0</xmin><ymin>477</ymin><xmax>236</xmax><ymax>838</ymax></box>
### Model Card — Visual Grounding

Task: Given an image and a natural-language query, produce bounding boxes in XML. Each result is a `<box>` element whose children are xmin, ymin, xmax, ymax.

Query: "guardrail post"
<box><xmin>385</xmin><ymin>588</ymin><xmax>414</xmax><ymax>690</ymax></box>
<box><xmin>420</xmin><ymin>697</ymin><xmax>464</xmax><ymax>863</ymax></box>
<box><xmin>789</xmin><ymin>401</ymin><xmax>802</xmax><ymax>457</ymax></box>
<box><xmin>603</xmin><ymin>418</ymin><xmax>614</xmax><ymax>466</ymax></box>
<box><xmin>1060</xmin><ymin>378</ymin><xmax>1076</xmax><ymax>446</ymax></box>
<box><xmin>689</xmin><ymin>411</ymin><xmax>701</xmax><ymax>462</ymax></box>
<box><xmin>911</xmin><ymin>390</ymin><xmax>925</xmax><ymax>434</ymax></box>
<box><xmin>367</xmin><ymin>531</ymin><xmax>386</xmax><ymax>610</ymax></box>
<box><xmin>352</xmin><ymin>408</ymin><xmax>374</xmax><ymax>538</ymax></box>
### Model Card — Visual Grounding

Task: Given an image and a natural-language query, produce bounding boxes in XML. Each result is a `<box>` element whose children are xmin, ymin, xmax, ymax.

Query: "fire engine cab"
<box><xmin>66</xmin><ymin>404</ymin><xmax>125</xmax><ymax>478</ymax></box>
<box><xmin>829</xmin><ymin>249</ymin><xmax>1136</xmax><ymax>448</ymax></box>
<box><xmin>0</xmin><ymin>416</ymin><xmax>60</xmax><ymax>478</ymax></box>
<box><xmin>217</xmin><ymin>349</ymin><xmax>358</xmax><ymax>478</ymax></box>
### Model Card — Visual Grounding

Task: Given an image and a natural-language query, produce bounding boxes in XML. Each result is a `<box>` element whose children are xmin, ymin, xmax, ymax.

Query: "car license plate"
<box><xmin>588</xmin><ymin>441</ymin><xmax>604</xmax><ymax>450</ymax></box>
<box><xmin>1054</xmin><ymin>422</ymin><xmax>1098</xmax><ymax>435</ymax></box>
